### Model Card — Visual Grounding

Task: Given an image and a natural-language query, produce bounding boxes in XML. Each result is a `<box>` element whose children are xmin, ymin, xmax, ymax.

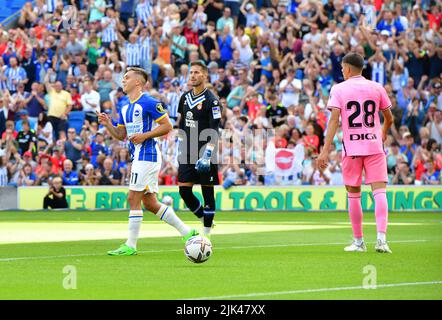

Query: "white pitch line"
<box><xmin>186</xmin><ymin>281</ymin><xmax>442</xmax><ymax>300</ymax></box>
<box><xmin>0</xmin><ymin>239</ymin><xmax>429</xmax><ymax>262</ymax></box>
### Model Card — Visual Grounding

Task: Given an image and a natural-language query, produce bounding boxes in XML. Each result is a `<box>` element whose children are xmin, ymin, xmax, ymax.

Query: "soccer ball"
<box><xmin>162</xmin><ymin>195</ymin><xmax>173</xmax><ymax>206</ymax></box>
<box><xmin>184</xmin><ymin>235</ymin><xmax>213</xmax><ymax>263</ymax></box>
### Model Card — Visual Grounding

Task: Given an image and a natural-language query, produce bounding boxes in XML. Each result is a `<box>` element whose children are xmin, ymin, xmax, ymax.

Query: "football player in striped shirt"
<box><xmin>98</xmin><ymin>67</ymin><xmax>198</xmax><ymax>256</ymax></box>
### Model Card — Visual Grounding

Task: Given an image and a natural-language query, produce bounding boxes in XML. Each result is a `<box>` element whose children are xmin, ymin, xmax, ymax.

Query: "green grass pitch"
<box><xmin>0</xmin><ymin>210</ymin><xmax>441</xmax><ymax>300</ymax></box>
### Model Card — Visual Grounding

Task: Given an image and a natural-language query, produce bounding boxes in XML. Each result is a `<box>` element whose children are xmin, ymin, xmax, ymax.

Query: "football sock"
<box><xmin>373</xmin><ymin>188</ymin><xmax>388</xmax><ymax>240</ymax></box>
<box><xmin>126</xmin><ymin>210</ymin><xmax>143</xmax><ymax>249</ymax></box>
<box><xmin>155</xmin><ymin>204</ymin><xmax>190</xmax><ymax>236</ymax></box>
<box><xmin>202</xmin><ymin>186</ymin><xmax>216</xmax><ymax>235</ymax></box>
<box><xmin>179</xmin><ymin>186</ymin><xmax>204</xmax><ymax>218</ymax></box>
<box><xmin>348</xmin><ymin>192</ymin><xmax>363</xmax><ymax>239</ymax></box>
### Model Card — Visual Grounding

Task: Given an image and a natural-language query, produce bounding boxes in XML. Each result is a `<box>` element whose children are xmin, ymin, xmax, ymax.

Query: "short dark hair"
<box><xmin>126</xmin><ymin>67</ymin><xmax>148</xmax><ymax>84</ymax></box>
<box><xmin>342</xmin><ymin>52</ymin><xmax>364</xmax><ymax>70</ymax></box>
<box><xmin>190</xmin><ymin>60</ymin><xmax>208</xmax><ymax>73</ymax></box>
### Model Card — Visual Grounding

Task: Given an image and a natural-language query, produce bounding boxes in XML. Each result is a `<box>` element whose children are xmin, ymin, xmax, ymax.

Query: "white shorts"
<box><xmin>129</xmin><ymin>160</ymin><xmax>161</xmax><ymax>193</ymax></box>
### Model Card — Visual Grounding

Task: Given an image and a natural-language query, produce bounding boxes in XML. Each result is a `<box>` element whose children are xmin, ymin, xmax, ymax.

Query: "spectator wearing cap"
<box><xmin>216</xmin><ymin>7</ymin><xmax>235</xmax><ymax>36</ymax></box>
<box><xmin>81</xmin><ymin>80</ymin><xmax>101</xmax><ymax>123</ymax></box>
<box><xmin>3</xmin><ymin>57</ymin><xmax>28</xmax><ymax>94</ymax></box>
<box><xmin>24</xmin><ymin>83</ymin><xmax>47</xmax><ymax>129</ymax></box>
<box><xmin>279</xmin><ymin>67</ymin><xmax>302</xmax><ymax>109</ymax></box>
<box><xmin>44</xmin><ymin>70</ymin><xmax>73</xmax><ymax>141</ymax></box>
<box><xmin>258</xmin><ymin>46</ymin><xmax>273</xmax><ymax>80</ymax></box>
<box><xmin>62</xmin><ymin>159</ymin><xmax>79</xmax><ymax>186</ymax></box>
<box><xmin>240</xmin><ymin>2</ymin><xmax>260</xmax><ymax>29</ymax></box>
<box><xmin>17</xmin><ymin>119</ymin><xmax>37</xmax><ymax>157</ymax></box>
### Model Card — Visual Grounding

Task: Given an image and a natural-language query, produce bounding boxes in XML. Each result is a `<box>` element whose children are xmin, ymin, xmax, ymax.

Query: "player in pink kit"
<box><xmin>318</xmin><ymin>53</ymin><xmax>394</xmax><ymax>253</ymax></box>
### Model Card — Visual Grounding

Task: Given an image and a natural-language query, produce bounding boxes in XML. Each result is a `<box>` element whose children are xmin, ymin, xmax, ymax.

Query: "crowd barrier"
<box><xmin>13</xmin><ymin>185</ymin><xmax>442</xmax><ymax>212</ymax></box>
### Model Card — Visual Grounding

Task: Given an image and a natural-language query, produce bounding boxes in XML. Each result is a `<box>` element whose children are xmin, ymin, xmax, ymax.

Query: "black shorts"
<box><xmin>178</xmin><ymin>163</ymin><xmax>219</xmax><ymax>185</ymax></box>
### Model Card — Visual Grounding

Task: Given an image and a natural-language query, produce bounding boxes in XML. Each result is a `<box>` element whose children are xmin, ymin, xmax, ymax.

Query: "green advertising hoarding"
<box><xmin>17</xmin><ymin>186</ymin><xmax>442</xmax><ymax>211</ymax></box>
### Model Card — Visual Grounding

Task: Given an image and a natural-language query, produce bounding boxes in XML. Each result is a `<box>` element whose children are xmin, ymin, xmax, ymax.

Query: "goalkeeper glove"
<box><xmin>195</xmin><ymin>145</ymin><xmax>214</xmax><ymax>174</ymax></box>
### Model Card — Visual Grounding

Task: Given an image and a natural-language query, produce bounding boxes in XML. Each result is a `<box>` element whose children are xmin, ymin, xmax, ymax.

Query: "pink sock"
<box><xmin>373</xmin><ymin>188</ymin><xmax>388</xmax><ymax>233</ymax></box>
<box><xmin>348</xmin><ymin>192</ymin><xmax>363</xmax><ymax>238</ymax></box>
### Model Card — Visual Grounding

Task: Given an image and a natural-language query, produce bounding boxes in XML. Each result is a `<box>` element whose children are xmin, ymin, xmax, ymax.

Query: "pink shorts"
<box><xmin>342</xmin><ymin>153</ymin><xmax>388</xmax><ymax>186</ymax></box>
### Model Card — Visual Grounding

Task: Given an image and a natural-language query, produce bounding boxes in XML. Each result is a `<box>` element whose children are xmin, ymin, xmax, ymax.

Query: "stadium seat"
<box><xmin>68</xmin><ymin>111</ymin><xmax>86</xmax><ymax>134</ymax></box>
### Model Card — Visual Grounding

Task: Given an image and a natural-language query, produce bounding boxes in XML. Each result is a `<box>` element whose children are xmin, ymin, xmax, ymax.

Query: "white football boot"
<box><xmin>344</xmin><ymin>240</ymin><xmax>367</xmax><ymax>252</ymax></box>
<box><xmin>375</xmin><ymin>239</ymin><xmax>392</xmax><ymax>253</ymax></box>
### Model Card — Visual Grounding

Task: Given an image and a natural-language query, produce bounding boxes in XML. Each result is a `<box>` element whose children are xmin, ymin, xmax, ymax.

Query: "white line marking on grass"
<box><xmin>0</xmin><ymin>239</ymin><xmax>429</xmax><ymax>262</ymax></box>
<box><xmin>185</xmin><ymin>281</ymin><xmax>442</xmax><ymax>300</ymax></box>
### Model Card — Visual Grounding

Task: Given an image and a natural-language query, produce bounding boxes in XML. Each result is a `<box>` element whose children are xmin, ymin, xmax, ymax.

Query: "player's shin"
<box><xmin>202</xmin><ymin>186</ymin><xmax>215</xmax><ymax>235</ymax></box>
<box><xmin>373</xmin><ymin>188</ymin><xmax>388</xmax><ymax>242</ymax></box>
<box><xmin>179</xmin><ymin>186</ymin><xmax>204</xmax><ymax>222</ymax></box>
<box><xmin>155</xmin><ymin>204</ymin><xmax>191</xmax><ymax>236</ymax></box>
<box><xmin>126</xmin><ymin>210</ymin><xmax>143</xmax><ymax>249</ymax></box>
<box><xmin>348</xmin><ymin>192</ymin><xmax>364</xmax><ymax>244</ymax></box>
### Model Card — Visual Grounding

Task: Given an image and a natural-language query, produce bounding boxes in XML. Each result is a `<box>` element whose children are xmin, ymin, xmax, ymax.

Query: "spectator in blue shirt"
<box><xmin>376</xmin><ymin>10</ymin><xmax>405</xmax><ymax>35</ymax></box>
<box><xmin>400</xmin><ymin>132</ymin><xmax>417</xmax><ymax>165</ymax></box>
<box><xmin>421</xmin><ymin>159</ymin><xmax>440</xmax><ymax>185</ymax></box>
<box><xmin>34</xmin><ymin>54</ymin><xmax>52</xmax><ymax>83</ymax></box>
<box><xmin>90</xmin><ymin>132</ymin><xmax>108</xmax><ymax>167</ymax></box>
<box><xmin>218</xmin><ymin>26</ymin><xmax>233</xmax><ymax>68</ymax></box>
<box><xmin>62</xmin><ymin>159</ymin><xmax>79</xmax><ymax>185</ymax></box>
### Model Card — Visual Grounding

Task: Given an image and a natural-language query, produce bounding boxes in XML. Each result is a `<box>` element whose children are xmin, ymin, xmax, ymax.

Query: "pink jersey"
<box><xmin>327</xmin><ymin>75</ymin><xmax>391</xmax><ymax>157</ymax></box>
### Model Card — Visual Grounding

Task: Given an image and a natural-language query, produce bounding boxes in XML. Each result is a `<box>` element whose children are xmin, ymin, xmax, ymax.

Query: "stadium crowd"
<box><xmin>0</xmin><ymin>0</ymin><xmax>441</xmax><ymax>189</ymax></box>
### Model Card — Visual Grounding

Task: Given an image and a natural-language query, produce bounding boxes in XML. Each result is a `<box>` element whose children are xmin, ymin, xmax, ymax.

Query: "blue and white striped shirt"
<box><xmin>372</xmin><ymin>61</ymin><xmax>386</xmax><ymax>86</ymax></box>
<box><xmin>101</xmin><ymin>17</ymin><xmax>118</xmax><ymax>43</ymax></box>
<box><xmin>46</xmin><ymin>0</ymin><xmax>56</xmax><ymax>13</ymax></box>
<box><xmin>165</xmin><ymin>91</ymin><xmax>180</xmax><ymax>119</ymax></box>
<box><xmin>4</xmin><ymin>67</ymin><xmax>27</xmax><ymax>92</ymax></box>
<box><xmin>118</xmin><ymin>93</ymin><xmax>168</xmax><ymax>162</ymax></box>
<box><xmin>136</xmin><ymin>1</ymin><xmax>154</xmax><ymax>26</ymax></box>
<box><xmin>140</xmin><ymin>36</ymin><xmax>152</xmax><ymax>62</ymax></box>
<box><xmin>125</xmin><ymin>42</ymin><xmax>141</xmax><ymax>67</ymax></box>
